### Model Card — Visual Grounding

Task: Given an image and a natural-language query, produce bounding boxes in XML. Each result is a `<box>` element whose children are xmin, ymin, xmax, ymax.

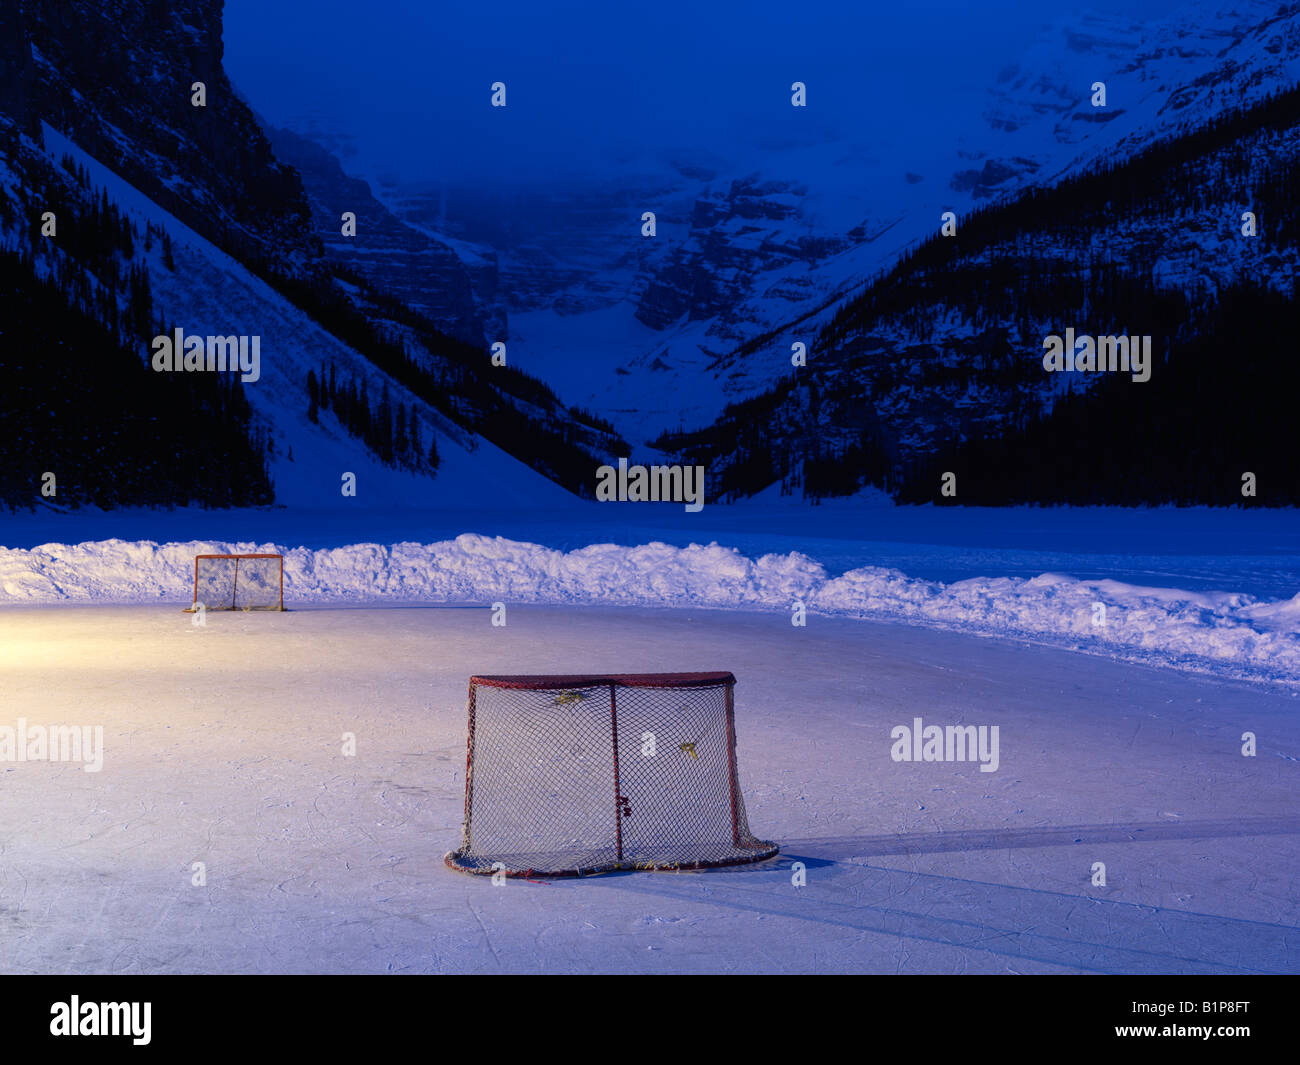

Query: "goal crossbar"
<box><xmin>469</xmin><ymin>671</ymin><xmax>736</xmax><ymax>690</ymax></box>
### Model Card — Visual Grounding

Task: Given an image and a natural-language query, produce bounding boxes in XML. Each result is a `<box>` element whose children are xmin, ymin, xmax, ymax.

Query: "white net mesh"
<box><xmin>193</xmin><ymin>555</ymin><xmax>283</xmax><ymax>611</ymax></box>
<box><xmin>446</xmin><ymin>673</ymin><xmax>777</xmax><ymax>876</ymax></box>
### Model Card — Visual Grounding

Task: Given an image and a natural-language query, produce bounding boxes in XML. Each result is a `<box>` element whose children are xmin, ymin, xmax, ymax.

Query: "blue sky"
<box><xmin>223</xmin><ymin>0</ymin><xmax>1199</xmax><ymax>186</ymax></box>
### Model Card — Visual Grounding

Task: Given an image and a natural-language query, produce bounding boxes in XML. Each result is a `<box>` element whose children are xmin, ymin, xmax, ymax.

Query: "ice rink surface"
<box><xmin>2</xmin><ymin>603</ymin><xmax>1297</xmax><ymax>974</ymax></box>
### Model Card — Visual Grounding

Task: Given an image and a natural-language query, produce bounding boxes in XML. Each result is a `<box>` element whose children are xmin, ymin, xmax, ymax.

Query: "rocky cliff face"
<box><xmin>266</xmin><ymin>125</ymin><xmax>488</xmax><ymax>345</ymax></box>
<box><xmin>632</xmin><ymin>176</ymin><xmax>846</xmax><ymax>331</ymax></box>
<box><xmin>23</xmin><ymin>0</ymin><xmax>321</xmax><ymax>275</ymax></box>
<box><xmin>385</xmin><ymin>175</ymin><xmax>681</xmax><ymax>321</ymax></box>
<box><xmin>960</xmin><ymin>1</ymin><xmax>1300</xmax><ymax>198</ymax></box>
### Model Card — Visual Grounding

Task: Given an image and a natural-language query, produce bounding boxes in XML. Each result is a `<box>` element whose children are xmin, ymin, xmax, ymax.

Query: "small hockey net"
<box><xmin>186</xmin><ymin>554</ymin><xmax>284</xmax><ymax>612</ymax></box>
<box><xmin>445</xmin><ymin>672</ymin><xmax>778</xmax><ymax>877</ymax></box>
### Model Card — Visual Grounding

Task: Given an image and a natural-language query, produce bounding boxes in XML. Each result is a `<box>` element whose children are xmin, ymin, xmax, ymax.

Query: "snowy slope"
<box><xmin>38</xmin><ymin>124</ymin><xmax>576</xmax><ymax>511</ymax></box>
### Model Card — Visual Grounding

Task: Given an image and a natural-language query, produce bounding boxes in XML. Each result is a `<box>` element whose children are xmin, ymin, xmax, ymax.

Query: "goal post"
<box><xmin>445</xmin><ymin>672</ymin><xmax>778</xmax><ymax>877</ymax></box>
<box><xmin>184</xmin><ymin>553</ymin><xmax>284</xmax><ymax>612</ymax></box>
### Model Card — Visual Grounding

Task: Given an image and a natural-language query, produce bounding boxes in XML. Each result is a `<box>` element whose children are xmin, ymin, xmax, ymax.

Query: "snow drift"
<box><xmin>2</xmin><ymin>535</ymin><xmax>1298</xmax><ymax>685</ymax></box>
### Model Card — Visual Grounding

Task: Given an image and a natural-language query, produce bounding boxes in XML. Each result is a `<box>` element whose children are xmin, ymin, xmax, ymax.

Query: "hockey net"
<box><xmin>445</xmin><ymin>672</ymin><xmax>778</xmax><ymax>876</ymax></box>
<box><xmin>187</xmin><ymin>554</ymin><xmax>284</xmax><ymax>612</ymax></box>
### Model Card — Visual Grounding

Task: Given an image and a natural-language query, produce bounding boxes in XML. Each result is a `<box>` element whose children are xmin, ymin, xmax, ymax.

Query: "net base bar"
<box><xmin>444</xmin><ymin>845</ymin><xmax>781</xmax><ymax>878</ymax></box>
<box><xmin>181</xmin><ymin>606</ymin><xmax>286</xmax><ymax>612</ymax></box>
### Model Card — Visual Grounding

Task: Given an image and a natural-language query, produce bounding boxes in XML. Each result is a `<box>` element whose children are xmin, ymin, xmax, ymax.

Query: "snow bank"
<box><xmin>817</xmin><ymin>568</ymin><xmax>1300</xmax><ymax>681</ymax></box>
<box><xmin>2</xmin><ymin>535</ymin><xmax>1298</xmax><ymax>683</ymax></box>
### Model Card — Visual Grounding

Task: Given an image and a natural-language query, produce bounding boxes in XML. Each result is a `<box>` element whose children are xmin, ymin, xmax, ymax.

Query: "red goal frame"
<box><xmin>446</xmin><ymin>672</ymin><xmax>778</xmax><ymax>877</ymax></box>
<box><xmin>184</xmin><ymin>553</ymin><xmax>284</xmax><ymax>612</ymax></box>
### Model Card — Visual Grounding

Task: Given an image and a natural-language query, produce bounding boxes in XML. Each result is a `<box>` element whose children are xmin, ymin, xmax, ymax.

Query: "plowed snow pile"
<box><xmin>2</xmin><ymin>536</ymin><xmax>1298</xmax><ymax>684</ymax></box>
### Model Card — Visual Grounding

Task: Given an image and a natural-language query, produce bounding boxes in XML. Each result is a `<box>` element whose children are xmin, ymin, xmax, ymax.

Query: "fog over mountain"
<box><xmin>223</xmin><ymin>0</ymin><xmax>1193</xmax><ymax>190</ymax></box>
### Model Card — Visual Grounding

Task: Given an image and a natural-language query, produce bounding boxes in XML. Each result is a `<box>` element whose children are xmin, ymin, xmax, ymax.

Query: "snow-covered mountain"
<box><xmin>37</xmin><ymin>123</ymin><xmax>579</xmax><ymax>509</ymax></box>
<box><xmin>0</xmin><ymin>0</ymin><xmax>625</xmax><ymax>512</ymax></box>
<box><xmin>967</xmin><ymin>2</ymin><xmax>1300</xmax><ymax>193</ymax></box>
<box><xmin>688</xmin><ymin>0</ymin><xmax>1300</xmax><ymax>445</ymax></box>
<box><xmin>5</xmin><ymin>0</ymin><xmax>1296</xmax><ymax>513</ymax></box>
<box><xmin>372</xmin><ymin>145</ymin><xmax>924</xmax><ymax>444</ymax></box>
<box><xmin>655</xmin><ymin>78</ymin><xmax>1300</xmax><ymax>506</ymax></box>
<box><xmin>323</xmin><ymin>0</ymin><xmax>1300</xmax><ymax>449</ymax></box>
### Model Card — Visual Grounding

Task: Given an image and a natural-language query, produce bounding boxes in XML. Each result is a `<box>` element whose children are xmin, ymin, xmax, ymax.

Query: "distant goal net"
<box><xmin>445</xmin><ymin>672</ymin><xmax>778</xmax><ymax>877</ymax></box>
<box><xmin>185</xmin><ymin>553</ymin><xmax>284</xmax><ymax>612</ymax></box>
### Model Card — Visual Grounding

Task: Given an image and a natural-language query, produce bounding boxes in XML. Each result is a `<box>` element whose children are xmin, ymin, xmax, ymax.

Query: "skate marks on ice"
<box><xmin>584</xmin><ymin>818</ymin><xmax>1300</xmax><ymax>974</ymax></box>
<box><xmin>784</xmin><ymin>815</ymin><xmax>1300</xmax><ymax>860</ymax></box>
